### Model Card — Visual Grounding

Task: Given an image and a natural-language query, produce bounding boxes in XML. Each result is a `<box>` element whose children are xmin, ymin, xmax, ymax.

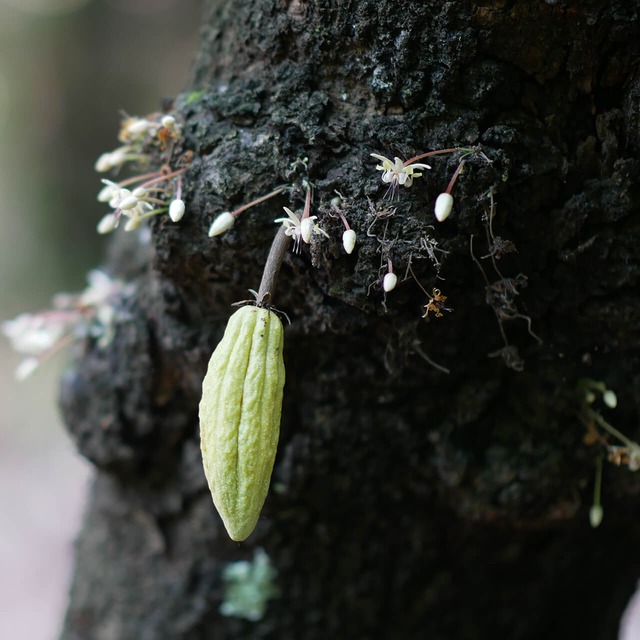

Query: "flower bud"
<box><xmin>124</xmin><ymin>216</ymin><xmax>142</xmax><ymax>232</ymax></box>
<box><xmin>603</xmin><ymin>390</ymin><xmax>617</xmax><ymax>409</ymax></box>
<box><xmin>94</xmin><ymin>153</ymin><xmax>113</xmax><ymax>173</ymax></box>
<box><xmin>434</xmin><ymin>193</ymin><xmax>454</xmax><ymax>222</ymax></box>
<box><xmin>161</xmin><ymin>115</ymin><xmax>176</xmax><ymax>128</ymax></box>
<box><xmin>169</xmin><ymin>199</ymin><xmax>186</xmax><ymax>222</ymax></box>
<box><xmin>119</xmin><ymin>195</ymin><xmax>139</xmax><ymax>211</ymax></box>
<box><xmin>383</xmin><ymin>272</ymin><xmax>398</xmax><ymax>292</ymax></box>
<box><xmin>97</xmin><ymin>182</ymin><xmax>118</xmax><ymax>202</ymax></box>
<box><xmin>589</xmin><ymin>504</ymin><xmax>603</xmax><ymax>528</ymax></box>
<box><xmin>342</xmin><ymin>229</ymin><xmax>356</xmax><ymax>254</ymax></box>
<box><xmin>127</xmin><ymin>118</ymin><xmax>152</xmax><ymax>135</ymax></box>
<box><xmin>97</xmin><ymin>213</ymin><xmax>119</xmax><ymax>234</ymax></box>
<box><xmin>209</xmin><ymin>212</ymin><xmax>235</xmax><ymax>237</ymax></box>
<box><xmin>300</xmin><ymin>218</ymin><xmax>314</xmax><ymax>244</ymax></box>
<box><xmin>15</xmin><ymin>357</ymin><xmax>39</xmax><ymax>381</ymax></box>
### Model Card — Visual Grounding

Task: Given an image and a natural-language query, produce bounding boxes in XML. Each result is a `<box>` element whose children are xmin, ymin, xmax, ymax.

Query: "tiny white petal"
<box><xmin>370</xmin><ymin>153</ymin><xmax>392</xmax><ymax>164</ymax></box>
<box><xmin>209</xmin><ymin>212</ymin><xmax>235</xmax><ymax>237</ymax></box>
<box><xmin>603</xmin><ymin>389</ymin><xmax>617</xmax><ymax>409</ymax></box>
<box><xmin>15</xmin><ymin>357</ymin><xmax>39</xmax><ymax>381</ymax></box>
<box><xmin>169</xmin><ymin>199</ymin><xmax>185</xmax><ymax>222</ymax></box>
<box><xmin>589</xmin><ymin>504</ymin><xmax>603</xmax><ymax>528</ymax></box>
<box><xmin>161</xmin><ymin>115</ymin><xmax>176</xmax><ymax>128</ymax></box>
<box><xmin>342</xmin><ymin>229</ymin><xmax>356</xmax><ymax>254</ymax></box>
<box><xmin>97</xmin><ymin>213</ymin><xmax>119</xmax><ymax>234</ymax></box>
<box><xmin>383</xmin><ymin>272</ymin><xmax>398</xmax><ymax>292</ymax></box>
<box><xmin>435</xmin><ymin>193</ymin><xmax>454</xmax><ymax>222</ymax></box>
<box><xmin>300</xmin><ymin>218</ymin><xmax>314</xmax><ymax>244</ymax></box>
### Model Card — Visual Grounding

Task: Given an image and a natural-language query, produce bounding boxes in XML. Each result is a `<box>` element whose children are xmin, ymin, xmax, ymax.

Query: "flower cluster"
<box><xmin>2</xmin><ymin>270</ymin><xmax>129</xmax><ymax>380</ymax></box>
<box><xmin>95</xmin><ymin>113</ymin><xmax>188</xmax><ymax>234</ymax></box>
<box><xmin>370</xmin><ymin>148</ymin><xmax>478</xmax><ymax>222</ymax></box>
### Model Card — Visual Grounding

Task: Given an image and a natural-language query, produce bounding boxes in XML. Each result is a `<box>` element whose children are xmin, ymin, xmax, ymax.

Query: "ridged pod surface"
<box><xmin>199</xmin><ymin>305</ymin><xmax>285</xmax><ymax>541</ymax></box>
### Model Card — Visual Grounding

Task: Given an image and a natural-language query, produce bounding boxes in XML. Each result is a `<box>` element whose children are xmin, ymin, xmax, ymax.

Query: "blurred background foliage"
<box><xmin>0</xmin><ymin>0</ymin><xmax>202</xmax><ymax>637</ymax></box>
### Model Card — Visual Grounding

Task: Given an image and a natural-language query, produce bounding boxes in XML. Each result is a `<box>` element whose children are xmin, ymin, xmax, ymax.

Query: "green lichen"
<box><xmin>219</xmin><ymin>548</ymin><xmax>279</xmax><ymax>621</ymax></box>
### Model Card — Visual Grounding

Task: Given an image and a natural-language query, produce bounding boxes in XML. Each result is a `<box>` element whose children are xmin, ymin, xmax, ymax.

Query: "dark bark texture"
<box><xmin>61</xmin><ymin>1</ymin><xmax>640</xmax><ymax>638</ymax></box>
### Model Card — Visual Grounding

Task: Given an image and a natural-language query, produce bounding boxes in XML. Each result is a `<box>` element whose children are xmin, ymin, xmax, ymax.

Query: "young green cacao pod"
<box><xmin>199</xmin><ymin>305</ymin><xmax>285</xmax><ymax>541</ymax></box>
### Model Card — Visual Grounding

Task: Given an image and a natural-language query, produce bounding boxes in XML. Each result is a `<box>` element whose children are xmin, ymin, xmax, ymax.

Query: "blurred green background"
<box><xmin>0</xmin><ymin>1</ymin><xmax>202</xmax><ymax>637</ymax></box>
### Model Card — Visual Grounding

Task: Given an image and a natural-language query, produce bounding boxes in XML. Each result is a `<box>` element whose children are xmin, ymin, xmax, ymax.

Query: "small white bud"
<box><xmin>94</xmin><ymin>153</ymin><xmax>113</xmax><ymax>173</ymax></box>
<box><xmin>97</xmin><ymin>182</ymin><xmax>118</xmax><ymax>202</ymax></box>
<box><xmin>589</xmin><ymin>504</ymin><xmax>603</xmax><ymax>528</ymax></box>
<box><xmin>603</xmin><ymin>390</ymin><xmax>617</xmax><ymax>409</ymax></box>
<box><xmin>342</xmin><ymin>229</ymin><xmax>356</xmax><ymax>254</ymax></box>
<box><xmin>97</xmin><ymin>213</ymin><xmax>119</xmax><ymax>234</ymax></box>
<box><xmin>124</xmin><ymin>216</ymin><xmax>142</xmax><ymax>232</ymax></box>
<box><xmin>15</xmin><ymin>357</ymin><xmax>39</xmax><ymax>381</ymax></box>
<box><xmin>107</xmin><ymin>147</ymin><xmax>129</xmax><ymax>168</ymax></box>
<box><xmin>383</xmin><ymin>272</ymin><xmax>398</xmax><ymax>292</ymax></box>
<box><xmin>169</xmin><ymin>199</ymin><xmax>185</xmax><ymax>222</ymax></box>
<box><xmin>434</xmin><ymin>193</ymin><xmax>454</xmax><ymax>222</ymax></box>
<box><xmin>208</xmin><ymin>212</ymin><xmax>235</xmax><ymax>237</ymax></box>
<box><xmin>127</xmin><ymin>118</ymin><xmax>152</xmax><ymax>135</ymax></box>
<box><xmin>119</xmin><ymin>195</ymin><xmax>139</xmax><ymax>211</ymax></box>
<box><xmin>132</xmin><ymin>187</ymin><xmax>147</xmax><ymax>198</ymax></box>
<box><xmin>161</xmin><ymin>115</ymin><xmax>176</xmax><ymax>128</ymax></box>
<box><xmin>300</xmin><ymin>218</ymin><xmax>314</xmax><ymax>244</ymax></box>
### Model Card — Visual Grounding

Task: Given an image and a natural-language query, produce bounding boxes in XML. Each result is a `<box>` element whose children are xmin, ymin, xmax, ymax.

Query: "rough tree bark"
<box><xmin>60</xmin><ymin>1</ymin><xmax>640</xmax><ymax>639</ymax></box>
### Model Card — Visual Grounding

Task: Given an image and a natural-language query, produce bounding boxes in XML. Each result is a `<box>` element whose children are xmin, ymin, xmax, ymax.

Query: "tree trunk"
<box><xmin>60</xmin><ymin>1</ymin><xmax>640</xmax><ymax>638</ymax></box>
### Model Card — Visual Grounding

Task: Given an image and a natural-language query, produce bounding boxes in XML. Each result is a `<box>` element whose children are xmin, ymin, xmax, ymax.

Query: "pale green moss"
<box><xmin>219</xmin><ymin>548</ymin><xmax>279</xmax><ymax>621</ymax></box>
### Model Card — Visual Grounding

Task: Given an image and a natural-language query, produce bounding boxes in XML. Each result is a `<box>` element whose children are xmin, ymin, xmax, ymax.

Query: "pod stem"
<box><xmin>257</xmin><ymin>226</ymin><xmax>291</xmax><ymax>305</ymax></box>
